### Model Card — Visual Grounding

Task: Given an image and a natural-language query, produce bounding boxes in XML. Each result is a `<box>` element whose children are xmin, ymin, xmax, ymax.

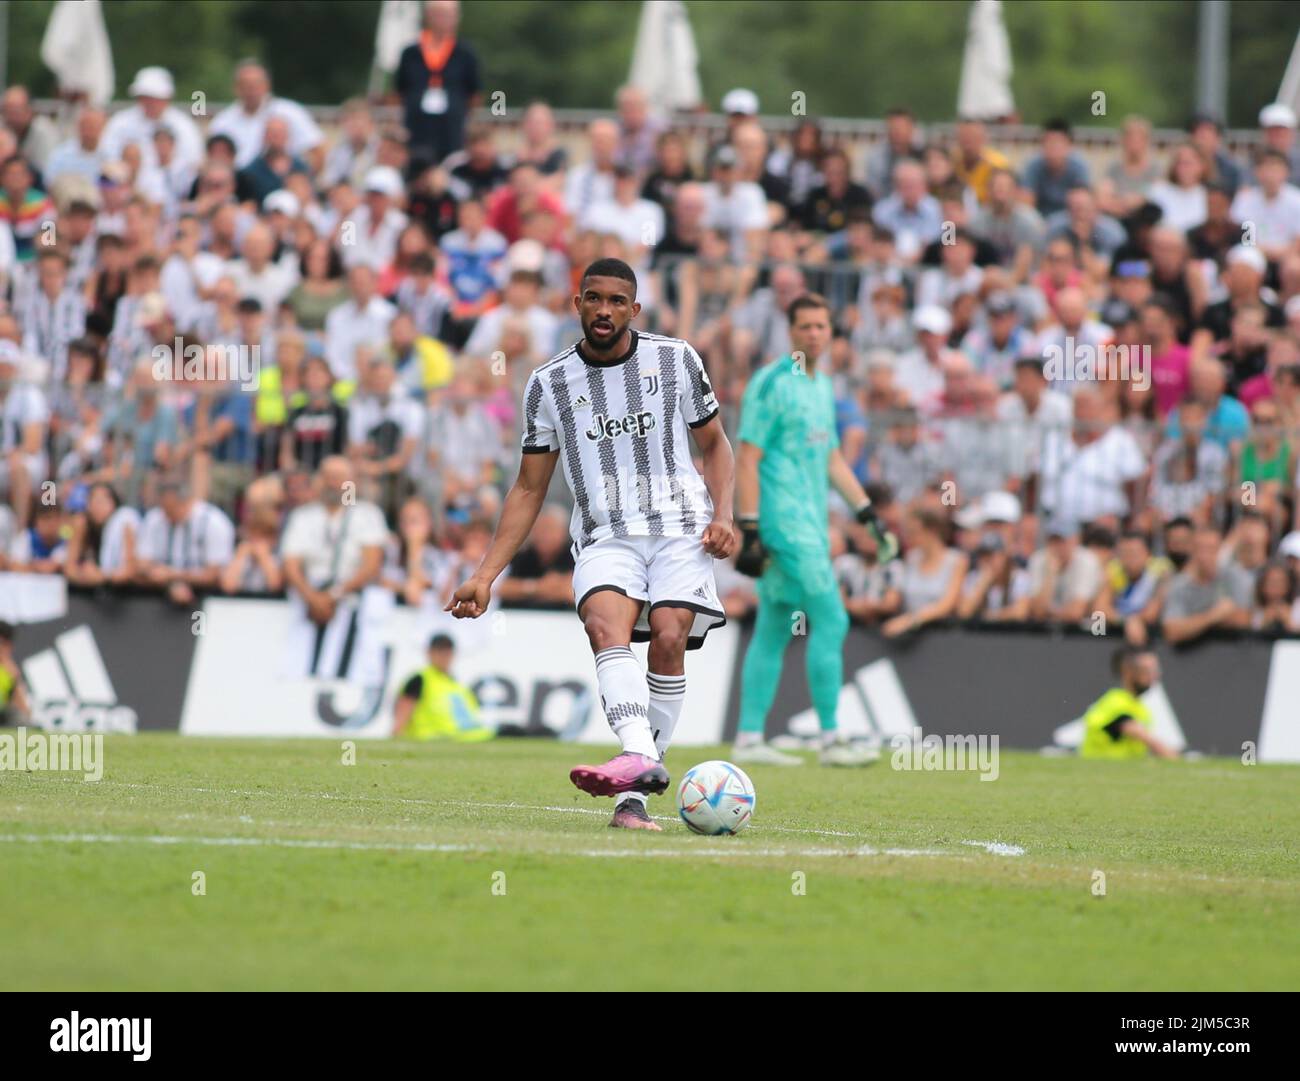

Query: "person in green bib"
<box><xmin>392</xmin><ymin>633</ymin><xmax>492</xmax><ymax>742</ymax></box>
<box><xmin>731</xmin><ymin>293</ymin><xmax>897</xmax><ymax>767</ymax></box>
<box><xmin>0</xmin><ymin>622</ymin><xmax>30</xmax><ymax>725</ymax></box>
<box><xmin>1080</xmin><ymin>646</ymin><xmax>1179</xmax><ymax>760</ymax></box>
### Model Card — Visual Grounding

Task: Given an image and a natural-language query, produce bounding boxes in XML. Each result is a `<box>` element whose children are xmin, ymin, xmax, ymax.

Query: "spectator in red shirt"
<box><xmin>486</xmin><ymin>161</ymin><xmax>566</xmax><ymax>245</ymax></box>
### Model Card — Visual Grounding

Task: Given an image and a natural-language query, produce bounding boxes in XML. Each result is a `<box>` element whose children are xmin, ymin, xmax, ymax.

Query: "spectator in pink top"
<box><xmin>1141</xmin><ymin>296</ymin><xmax>1189</xmax><ymax>418</ymax></box>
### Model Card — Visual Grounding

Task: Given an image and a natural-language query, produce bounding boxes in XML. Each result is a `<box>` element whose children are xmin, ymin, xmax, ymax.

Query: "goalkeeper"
<box><xmin>730</xmin><ymin>294</ymin><xmax>897</xmax><ymax>767</ymax></box>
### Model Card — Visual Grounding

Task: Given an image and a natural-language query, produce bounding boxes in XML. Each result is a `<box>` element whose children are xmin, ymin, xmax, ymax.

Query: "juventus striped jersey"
<box><xmin>521</xmin><ymin>330</ymin><xmax>720</xmax><ymax>555</ymax></box>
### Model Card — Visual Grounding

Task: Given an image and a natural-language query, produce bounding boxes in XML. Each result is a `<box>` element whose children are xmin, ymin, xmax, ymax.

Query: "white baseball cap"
<box><xmin>912</xmin><ymin>304</ymin><xmax>953</xmax><ymax>337</ymax></box>
<box><xmin>1279</xmin><ymin>531</ymin><xmax>1300</xmax><ymax>560</ymax></box>
<box><xmin>506</xmin><ymin>238</ymin><xmax>545</xmax><ymax>274</ymax></box>
<box><xmin>953</xmin><ymin>503</ymin><xmax>983</xmax><ymax>530</ymax></box>
<box><xmin>129</xmin><ymin>66</ymin><xmax>175</xmax><ymax>100</ymax></box>
<box><xmin>363</xmin><ymin>165</ymin><xmax>404</xmax><ymax>198</ymax></box>
<box><xmin>722</xmin><ymin>88</ymin><xmax>759</xmax><ymax>116</ymax></box>
<box><xmin>263</xmin><ymin>190</ymin><xmax>301</xmax><ymax>217</ymax></box>
<box><xmin>980</xmin><ymin>491</ymin><xmax>1023</xmax><ymax>525</ymax></box>
<box><xmin>1259</xmin><ymin>103</ymin><xmax>1297</xmax><ymax>130</ymax></box>
<box><xmin>1225</xmin><ymin>244</ymin><xmax>1267</xmax><ymax>274</ymax></box>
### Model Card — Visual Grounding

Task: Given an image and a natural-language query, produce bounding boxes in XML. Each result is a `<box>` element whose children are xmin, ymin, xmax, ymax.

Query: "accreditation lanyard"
<box><xmin>419</xmin><ymin>31</ymin><xmax>456</xmax><ymax>88</ymax></box>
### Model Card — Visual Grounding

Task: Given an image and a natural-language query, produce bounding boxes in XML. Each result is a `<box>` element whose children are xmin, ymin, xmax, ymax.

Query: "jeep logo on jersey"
<box><xmin>585</xmin><ymin>410</ymin><xmax>657</xmax><ymax>441</ymax></box>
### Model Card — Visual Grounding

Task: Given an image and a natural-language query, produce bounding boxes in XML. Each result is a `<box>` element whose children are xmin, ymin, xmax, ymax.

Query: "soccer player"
<box><xmin>1080</xmin><ymin>646</ymin><xmax>1180</xmax><ymax>760</ymax></box>
<box><xmin>731</xmin><ymin>293</ymin><xmax>897</xmax><ymax>767</ymax></box>
<box><xmin>447</xmin><ymin>258</ymin><xmax>737</xmax><ymax>830</ymax></box>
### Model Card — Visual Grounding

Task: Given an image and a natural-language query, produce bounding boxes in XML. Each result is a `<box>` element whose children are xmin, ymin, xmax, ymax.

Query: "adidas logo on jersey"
<box><xmin>584</xmin><ymin>410</ymin><xmax>657</xmax><ymax>442</ymax></box>
<box><xmin>692</xmin><ymin>585</ymin><xmax>710</xmax><ymax>599</ymax></box>
<box><xmin>573</xmin><ymin>394</ymin><xmax>591</xmax><ymax>409</ymax></box>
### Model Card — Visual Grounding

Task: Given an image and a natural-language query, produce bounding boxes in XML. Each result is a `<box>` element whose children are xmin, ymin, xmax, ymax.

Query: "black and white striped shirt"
<box><xmin>20</xmin><ymin>288</ymin><xmax>86</xmax><ymax>381</ymax></box>
<box><xmin>521</xmin><ymin>330</ymin><xmax>720</xmax><ymax>556</ymax></box>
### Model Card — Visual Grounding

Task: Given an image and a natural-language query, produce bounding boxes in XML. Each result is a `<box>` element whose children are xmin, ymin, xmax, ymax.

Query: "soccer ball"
<box><xmin>676</xmin><ymin>760</ymin><xmax>756</xmax><ymax>835</ymax></box>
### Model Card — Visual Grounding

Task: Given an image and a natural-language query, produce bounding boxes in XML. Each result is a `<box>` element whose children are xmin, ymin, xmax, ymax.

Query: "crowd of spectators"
<box><xmin>2</xmin><ymin>0</ymin><xmax>1300</xmax><ymax>645</ymax></box>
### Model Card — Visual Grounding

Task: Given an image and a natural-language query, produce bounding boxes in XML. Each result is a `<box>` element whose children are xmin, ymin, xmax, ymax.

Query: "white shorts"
<box><xmin>573</xmin><ymin>534</ymin><xmax>725</xmax><ymax>650</ymax></box>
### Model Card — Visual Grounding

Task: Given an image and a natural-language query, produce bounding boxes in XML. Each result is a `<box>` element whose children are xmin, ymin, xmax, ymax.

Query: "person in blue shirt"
<box><xmin>1020</xmin><ymin>119</ymin><xmax>1092</xmax><ymax>217</ymax></box>
<box><xmin>1163</xmin><ymin>359</ymin><xmax>1250</xmax><ymax>451</ymax></box>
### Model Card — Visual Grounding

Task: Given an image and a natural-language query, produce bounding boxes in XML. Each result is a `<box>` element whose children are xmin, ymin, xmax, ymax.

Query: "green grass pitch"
<box><xmin>2</xmin><ymin>736</ymin><xmax>1297</xmax><ymax>991</ymax></box>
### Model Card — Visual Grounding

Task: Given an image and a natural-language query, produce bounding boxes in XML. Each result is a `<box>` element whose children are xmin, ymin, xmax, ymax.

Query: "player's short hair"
<box><xmin>428</xmin><ymin>633</ymin><xmax>455</xmax><ymax>652</ymax></box>
<box><xmin>787</xmin><ymin>292</ymin><xmax>832</xmax><ymax>326</ymax></box>
<box><xmin>580</xmin><ymin>258</ymin><xmax>638</xmax><ymax>296</ymax></box>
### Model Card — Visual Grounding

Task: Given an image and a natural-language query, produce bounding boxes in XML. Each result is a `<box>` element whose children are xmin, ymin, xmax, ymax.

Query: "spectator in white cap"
<box><xmin>717</xmin><ymin>88</ymin><xmax>761</xmax><ymax>165</ymax></box>
<box><xmin>1278</xmin><ymin>531</ymin><xmax>1300</xmax><ymax>565</ymax></box>
<box><xmin>1257</xmin><ymin>103</ymin><xmax>1300</xmax><ymax>184</ymax></box>
<box><xmin>340</xmin><ymin>166</ymin><xmax>410</xmax><ymax>271</ymax></box>
<box><xmin>263</xmin><ymin>188</ymin><xmax>301</xmax><ymax>221</ymax></box>
<box><xmin>1231</xmin><ymin>147</ymin><xmax>1300</xmax><ymax>262</ymax></box>
<box><xmin>208</xmin><ymin>59</ymin><xmax>324</xmax><ymax>173</ymax></box>
<box><xmin>894</xmin><ymin>304</ymin><xmax>951</xmax><ymax>410</ymax></box>
<box><xmin>101</xmin><ymin>66</ymin><xmax>204</xmax><ymax>172</ymax></box>
<box><xmin>1191</xmin><ymin>244</ymin><xmax>1285</xmax><ymax>365</ymax></box>
<box><xmin>722</xmin><ymin>88</ymin><xmax>759</xmax><ymax>119</ymax></box>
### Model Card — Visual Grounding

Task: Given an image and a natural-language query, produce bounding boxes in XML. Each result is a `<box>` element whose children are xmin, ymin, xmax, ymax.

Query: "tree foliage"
<box><xmin>3</xmin><ymin>0</ymin><xmax>1298</xmax><ymax>128</ymax></box>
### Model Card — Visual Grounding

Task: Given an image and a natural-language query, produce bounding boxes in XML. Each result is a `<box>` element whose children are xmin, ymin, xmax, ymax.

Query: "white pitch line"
<box><xmin>0</xmin><ymin>832</ymin><xmax>481</xmax><ymax>853</ymax></box>
<box><xmin>0</xmin><ymin>831</ymin><xmax>966</xmax><ymax>860</ymax></box>
<box><xmin>27</xmin><ymin>778</ymin><xmax>866</xmax><ymax>839</ymax></box>
<box><xmin>962</xmin><ymin>840</ymin><xmax>1027</xmax><ymax>857</ymax></box>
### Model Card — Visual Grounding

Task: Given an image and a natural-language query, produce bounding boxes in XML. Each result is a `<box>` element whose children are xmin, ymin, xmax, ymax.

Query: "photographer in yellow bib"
<box><xmin>1081</xmin><ymin>646</ymin><xmax>1179</xmax><ymax>760</ymax></box>
<box><xmin>393</xmin><ymin>633</ymin><xmax>493</xmax><ymax>741</ymax></box>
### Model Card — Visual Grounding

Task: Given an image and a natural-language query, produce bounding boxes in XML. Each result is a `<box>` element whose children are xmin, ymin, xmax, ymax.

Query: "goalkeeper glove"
<box><xmin>734</xmin><ymin>517</ymin><xmax>769</xmax><ymax>577</ymax></box>
<box><xmin>856</xmin><ymin>502</ymin><xmax>899</xmax><ymax>563</ymax></box>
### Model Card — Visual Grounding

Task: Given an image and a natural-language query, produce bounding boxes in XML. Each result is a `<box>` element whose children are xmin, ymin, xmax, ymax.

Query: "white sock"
<box><xmin>647</xmin><ymin>671</ymin><xmax>686</xmax><ymax>759</ymax></box>
<box><xmin>594</xmin><ymin>646</ymin><xmax>657</xmax><ymax>759</ymax></box>
<box><xmin>735</xmin><ymin>731</ymin><xmax>763</xmax><ymax>748</ymax></box>
<box><xmin>617</xmin><ymin>672</ymin><xmax>687</xmax><ymax>810</ymax></box>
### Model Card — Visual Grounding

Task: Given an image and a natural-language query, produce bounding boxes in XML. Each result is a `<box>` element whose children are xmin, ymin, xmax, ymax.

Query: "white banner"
<box><xmin>180</xmin><ymin>598</ymin><xmax>736</xmax><ymax>743</ymax></box>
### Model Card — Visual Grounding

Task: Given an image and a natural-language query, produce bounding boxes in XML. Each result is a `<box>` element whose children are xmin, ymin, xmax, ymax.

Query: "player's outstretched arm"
<box><xmin>690</xmin><ymin>415</ymin><xmax>737</xmax><ymax>559</ymax></box>
<box><xmin>447</xmin><ymin>449</ymin><xmax>560</xmax><ymax>619</ymax></box>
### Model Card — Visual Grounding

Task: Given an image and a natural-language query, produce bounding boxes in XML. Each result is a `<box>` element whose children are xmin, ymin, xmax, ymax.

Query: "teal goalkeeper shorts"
<box><xmin>757</xmin><ymin>538</ymin><xmax>839</xmax><ymax>607</ymax></box>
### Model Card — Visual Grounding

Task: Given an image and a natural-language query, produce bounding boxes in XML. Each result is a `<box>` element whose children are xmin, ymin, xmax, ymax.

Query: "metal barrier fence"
<box><xmin>7</xmin><ymin>367</ymin><xmax>1289</xmax><ymax>542</ymax></box>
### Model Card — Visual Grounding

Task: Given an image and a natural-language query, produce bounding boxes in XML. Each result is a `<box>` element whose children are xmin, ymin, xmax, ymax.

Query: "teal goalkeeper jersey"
<box><xmin>737</xmin><ymin>357</ymin><xmax>839</xmax><ymax>549</ymax></box>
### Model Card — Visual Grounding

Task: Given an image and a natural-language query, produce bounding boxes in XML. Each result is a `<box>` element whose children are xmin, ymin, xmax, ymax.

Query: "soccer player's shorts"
<box><xmin>572</xmin><ymin>534</ymin><xmax>725</xmax><ymax>649</ymax></box>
